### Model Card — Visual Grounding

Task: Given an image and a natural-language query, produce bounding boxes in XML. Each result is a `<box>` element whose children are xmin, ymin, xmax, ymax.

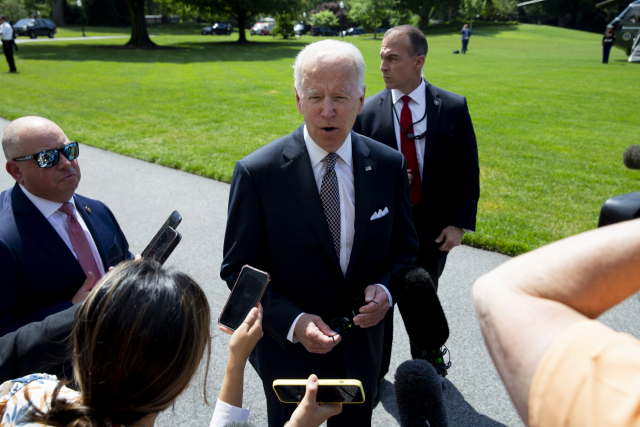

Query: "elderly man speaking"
<box><xmin>221</xmin><ymin>40</ymin><xmax>418</xmax><ymax>426</ymax></box>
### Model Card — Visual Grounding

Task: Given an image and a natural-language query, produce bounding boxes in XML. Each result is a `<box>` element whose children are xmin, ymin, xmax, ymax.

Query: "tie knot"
<box><xmin>58</xmin><ymin>202</ymin><xmax>74</xmax><ymax>217</ymax></box>
<box><xmin>325</xmin><ymin>152</ymin><xmax>339</xmax><ymax>170</ymax></box>
<box><xmin>401</xmin><ymin>95</ymin><xmax>412</xmax><ymax>106</ymax></box>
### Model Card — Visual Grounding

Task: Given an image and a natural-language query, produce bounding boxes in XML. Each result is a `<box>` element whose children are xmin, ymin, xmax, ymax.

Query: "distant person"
<box><xmin>0</xmin><ymin>15</ymin><xmax>16</xmax><ymax>73</ymax></box>
<box><xmin>0</xmin><ymin>116</ymin><xmax>133</xmax><ymax>336</ymax></box>
<box><xmin>353</xmin><ymin>25</ymin><xmax>479</xmax><ymax>379</ymax></box>
<box><xmin>461</xmin><ymin>24</ymin><xmax>472</xmax><ymax>54</ymax></box>
<box><xmin>602</xmin><ymin>26</ymin><xmax>616</xmax><ymax>64</ymax></box>
<box><xmin>473</xmin><ymin>219</ymin><xmax>640</xmax><ymax>426</ymax></box>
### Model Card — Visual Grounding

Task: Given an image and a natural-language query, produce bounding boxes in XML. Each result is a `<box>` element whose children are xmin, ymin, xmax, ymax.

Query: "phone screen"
<box><xmin>274</xmin><ymin>384</ymin><xmax>364</xmax><ymax>403</ymax></box>
<box><xmin>219</xmin><ymin>266</ymin><xmax>270</xmax><ymax>331</ymax></box>
<box><xmin>145</xmin><ymin>227</ymin><xmax>178</xmax><ymax>263</ymax></box>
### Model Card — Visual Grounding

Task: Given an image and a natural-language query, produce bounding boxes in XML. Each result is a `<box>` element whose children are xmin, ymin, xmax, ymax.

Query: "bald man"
<box><xmin>0</xmin><ymin>116</ymin><xmax>132</xmax><ymax>337</ymax></box>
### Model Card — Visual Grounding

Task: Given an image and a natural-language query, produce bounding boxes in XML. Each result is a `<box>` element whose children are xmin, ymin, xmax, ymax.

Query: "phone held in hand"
<box><xmin>272</xmin><ymin>379</ymin><xmax>365</xmax><ymax>404</ymax></box>
<box><xmin>218</xmin><ymin>265</ymin><xmax>270</xmax><ymax>332</ymax></box>
<box><xmin>141</xmin><ymin>210</ymin><xmax>182</xmax><ymax>258</ymax></box>
<box><xmin>143</xmin><ymin>226</ymin><xmax>181</xmax><ymax>265</ymax></box>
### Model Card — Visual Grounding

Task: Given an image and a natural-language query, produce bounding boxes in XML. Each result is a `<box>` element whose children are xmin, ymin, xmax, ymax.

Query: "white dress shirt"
<box><xmin>209</xmin><ymin>399</ymin><xmax>250</xmax><ymax>427</ymax></box>
<box><xmin>19</xmin><ymin>185</ymin><xmax>106</xmax><ymax>277</ymax></box>
<box><xmin>286</xmin><ymin>126</ymin><xmax>392</xmax><ymax>343</ymax></box>
<box><xmin>0</xmin><ymin>22</ymin><xmax>13</xmax><ymax>40</ymax></box>
<box><xmin>391</xmin><ymin>79</ymin><xmax>427</xmax><ymax>179</ymax></box>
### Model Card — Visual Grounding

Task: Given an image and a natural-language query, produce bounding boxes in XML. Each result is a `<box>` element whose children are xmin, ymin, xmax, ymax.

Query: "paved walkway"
<box><xmin>2</xmin><ymin>116</ymin><xmax>639</xmax><ymax>426</ymax></box>
<box><xmin>15</xmin><ymin>36</ymin><xmax>129</xmax><ymax>44</ymax></box>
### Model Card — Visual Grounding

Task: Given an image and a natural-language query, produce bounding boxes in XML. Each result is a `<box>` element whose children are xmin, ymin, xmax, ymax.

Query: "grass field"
<box><xmin>1</xmin><ymin>24</ymin><xmax>638</xmax><ymax>255</ymax></box>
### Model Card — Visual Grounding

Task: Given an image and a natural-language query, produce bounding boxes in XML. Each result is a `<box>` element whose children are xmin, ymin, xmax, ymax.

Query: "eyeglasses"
<box><xmin>330</xmin><ymin>297</ymin><xmax>370</xmax><ymax>336</ymax></box>
<box><xmin>12</xmin><ymin>142</ymin><xmax>79</xmax><ymax>168</ymax></box>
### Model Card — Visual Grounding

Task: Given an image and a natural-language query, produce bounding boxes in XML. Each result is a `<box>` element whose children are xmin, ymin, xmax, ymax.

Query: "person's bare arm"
<box><xmin>472</xmin><ymin>219</ymin><xmax>640</xmax><ymax>424</ymax></box>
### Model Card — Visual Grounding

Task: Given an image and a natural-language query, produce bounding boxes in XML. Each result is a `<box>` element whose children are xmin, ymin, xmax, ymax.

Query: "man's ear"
<box><xmin>357</xmin><ymin>85</ymin><xmax>366</xmax><ymax>115</ymax></box>
<box><xmin>415</xmin><ymin>55</ymin><xmax>426</xmax><ymax>71</ymax></box>
<box><xmin>295</xmin><ymin>86</ymin><xmax>303</xmax><ymax>115</ymax></box>
<box><xmin>6</xmin><ymin>161</ymin><xmax>24</xmax><ymax>185</ymax></box>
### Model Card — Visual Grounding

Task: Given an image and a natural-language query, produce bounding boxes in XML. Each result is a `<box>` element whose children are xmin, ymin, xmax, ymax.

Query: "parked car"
<box><xmin>375</xmin><ymin>27</ymin><xmax>389</xmax><ymax>34</ymax></box>
<box><xmin>12</xmin><ymin>18</ymin><xmax>56</xmax><ymax>38</ymax></box>
<box><xmin>201</xmin><ymin>22</ymin><xmax>232</xmax><ymax>35</ymax></box>
<box><xmin>250</xmin><ymin>22</ymin><xmax>273</xmax><ymax>35</ymax></box>
<box><xmin>294</xmin><ymin>23</ymin><xmax>311</xmax><ymax>35</ymax></box>
<box><xmin>310</xmin><ymin>27</ymin><xmax>338</xmax><ymax>36</ymax></box>
<box><xmin>341</xmin><ymin>27</ymin><xmax>364</xmax><ymax>37</ymax></box>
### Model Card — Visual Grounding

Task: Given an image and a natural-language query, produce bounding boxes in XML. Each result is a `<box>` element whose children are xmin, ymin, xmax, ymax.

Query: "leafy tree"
<box><xmin>185</xmin><ymin>0</ymin><xmax>302</xmax><ymax>43</ymax></box>
<box><xmin>311</xmin><ymin>9</ymin><xmax>338</xmax><ymax>34</ymax></box>
<box><xmin>348</xmin><ymin>0</ymin><xmax>394</xmax><ymax>39</ymax></box>
<box><xmin>125</xmin><ymin>0</ymin><xmax>155</xmax><ymax>46</ymax></box>
<box><xmin>274</xmin><ymin>11</ymin><xmax>294</xmax><ymax>38</ymax></box>
<box><xmin>458</xmin><ymin>0</ymin><xmax>485</xmax><ymax>26</ymax></box>
<box><xmin>491</xmin><ymin>0</ymin><xmax>516</xmax><ymax>20</ymax></box>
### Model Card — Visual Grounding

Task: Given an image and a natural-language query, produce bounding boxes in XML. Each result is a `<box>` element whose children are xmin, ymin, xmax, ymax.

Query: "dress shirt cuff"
<box><xmin>375</xmin><ymin>284</ymin><xmax>393</xmax><ymax>306</ymax></box>
<box><xmin>288</xmin><ymin>312</ymin><xmax>306</xmax><ymax>343</ymax></box>
<box><xmin>210</xmin><ymin>399</ymin><xmax>250</xmax><ymax>427</ymax></box>
<box><xmin>463</xmin><ymin>229</ymin><xmax>473</xmax><ymax>234</ymax></box>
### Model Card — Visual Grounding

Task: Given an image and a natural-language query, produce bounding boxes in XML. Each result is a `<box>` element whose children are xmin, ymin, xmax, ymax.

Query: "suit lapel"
<box><xmin>75</xmin><ymin>196</ymin><xmax>109</xmax><ymax>271</ymax></box>
<box><xmin>11</xmin><ymin>184</ymin><xmax>84</xmax><ymax>280</ymax></box>
<box><xmin>423</xmin><ymin>82</ymin><xmax>442</xmax><ymax>179</ymax></box>
<box><xmin>345</xmin><ymin>133</ymin><xmax>377</xmax><ymax>282</ymax></box>
<box><xmin>280</xmin><ymin>126</ymin><xmax>341</xmax><ymax>268</ymax></box>
<box><xmin>377</xmin><ymin>90</ymin><xmax>398</xmax><ymax>150</ymax></box>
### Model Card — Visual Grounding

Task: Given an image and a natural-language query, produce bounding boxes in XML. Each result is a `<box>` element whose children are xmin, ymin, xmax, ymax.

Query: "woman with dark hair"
<box><xmin>0</xmin><ymin>260</ymin><xmax>340</xmax><ymax>427</ymax></box>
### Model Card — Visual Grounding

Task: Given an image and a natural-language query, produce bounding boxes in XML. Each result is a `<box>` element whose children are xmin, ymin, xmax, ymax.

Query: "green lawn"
<box><xmin>2</xmin><ymin>25</ymin><xmax>638</xmax><ymax>255</ymax></box>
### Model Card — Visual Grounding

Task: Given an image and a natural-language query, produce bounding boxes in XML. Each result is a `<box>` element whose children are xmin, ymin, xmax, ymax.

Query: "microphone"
<box><xmin>393</xmin><ymin>267</ymin><xmax>449</xmax><ymax>353</ymax></box>
<box><xmin>623</xmin><ymin>145</ymin><xmax>640</xmax><ymax>170</ymax></box>
<box><xmin>395</xmin><ymin>359</ymin><xmax>449</xmax><ymax>427</ymax></box>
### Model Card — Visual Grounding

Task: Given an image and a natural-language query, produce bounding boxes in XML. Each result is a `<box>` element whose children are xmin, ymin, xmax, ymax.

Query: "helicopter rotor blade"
<box><xmin>595</xmin><ymin>0</ymin><xmax>618</xmax><ymax>8</ymax></box>
<box><xmin>517</xmin><ymin>0</ymin><xmax>547</xmax><ymax>6</ymax></box>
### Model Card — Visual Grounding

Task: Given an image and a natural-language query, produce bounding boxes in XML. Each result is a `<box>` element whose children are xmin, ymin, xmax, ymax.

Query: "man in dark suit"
<box><xmin>221</xmin><ymin>39</ymin><xmax>418</xmax><ymax>426</ymax></box>
<box><xmin>0</xmin><ymin>116</ymin><xmax>133</xmax><ymax>337</ymax></box>
<box><xmin>353</xmin><ymin>25</ymin><xmax>480</xmax><ymax>369</ymax></box>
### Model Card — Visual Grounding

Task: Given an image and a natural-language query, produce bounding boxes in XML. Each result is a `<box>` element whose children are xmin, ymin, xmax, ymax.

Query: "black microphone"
<box><xmin>623</xmin><ymin>145</ymin><xmax>640</xmax><ymax>170</ymax></box>
<box><xmin>393</xmin><ymin>267</ymin><xmax>449</xmax><ymax>353</ymax></box>
<box><xmin>395</xmin><ymin>359</ymin><xmax>450</xmax><ymax>427</ymax></box>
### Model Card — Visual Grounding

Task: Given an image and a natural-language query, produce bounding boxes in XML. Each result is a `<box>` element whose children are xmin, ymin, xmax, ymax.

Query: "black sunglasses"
<box><xmin>330</xmin><ymin>297</ymin><xmax>373</xmax><ymax>336</ymax></box>
<box><xmin>12</xmin><ymin>142</ymin><xmax>79</xmax><ymax>168</ymax></box>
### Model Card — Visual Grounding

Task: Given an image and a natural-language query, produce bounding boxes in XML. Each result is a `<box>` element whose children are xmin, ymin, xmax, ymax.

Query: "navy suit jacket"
<box><xmin>353</xmin><ymin>82</ymin><xmax>480</xmax><ymax>255</ymax></box>
<box><xmin>0</xmin><ymin>183</ymin><xmax>132</xmax><ymax>336</ymax></box>
<box><xmin>221</xmin><ymin>126</ymin><xmax>418</xmax><ymax>394</ymax></box>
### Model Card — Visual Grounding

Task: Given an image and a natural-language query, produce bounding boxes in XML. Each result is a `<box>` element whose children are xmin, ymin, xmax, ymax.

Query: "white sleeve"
<box><xmin>376</xmin><ymin>284</ymin><xmax>393</xmax><ymax>306</ymax></box>
<box><xmin>209</xmin><ymin>399</ymin><xmax>250</xmax><ymax>427</ymax></box>
<box><xmin>287</xmin><ymin>312</ymin><xmax>306</xmax><ymax>343</ymax></box>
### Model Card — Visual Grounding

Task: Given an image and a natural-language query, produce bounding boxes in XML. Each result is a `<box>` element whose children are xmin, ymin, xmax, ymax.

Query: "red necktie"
<box><xmin>400</xmin><ymin>95</ymin><xmax>422</xmax><ymax>204</ymax></box>
<box><xmin>58</xmin><ymin>202</ymin><xmax>102</xmax><ymax>282</ymax></box>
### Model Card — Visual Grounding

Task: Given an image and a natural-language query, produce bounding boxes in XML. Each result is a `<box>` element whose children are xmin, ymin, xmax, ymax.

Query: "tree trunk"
<box><xmin>51</xmin><ymin>0</ymin><xmax>66</xmax><ymax>26</ymax></box>
<box><xmin>125</xmin><ymin>0</ymin><xmax>156</xmax><ymax>46</ymax></box>
<box><xmin>236</xmin><ymin>8</ymin><xmax>248</xmax><ymax>43</ymax></box>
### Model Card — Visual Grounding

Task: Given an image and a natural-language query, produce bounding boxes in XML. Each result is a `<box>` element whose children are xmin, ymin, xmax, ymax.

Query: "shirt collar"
<box><xmin>19</xmin><ymin>184</ymin><xmax>75</xmax><ymax>219</ymax></box>
<box><xmin>391</xmin><ymin>78</ymin><xmax>426</xmax><ymax>107</ymax></box>
<box><xmin>303</xmin><ymin>125</ymin><xmax>353</xmax><ymax>168</ymax></box>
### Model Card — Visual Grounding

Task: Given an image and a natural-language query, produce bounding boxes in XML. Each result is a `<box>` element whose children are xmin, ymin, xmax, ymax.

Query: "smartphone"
<box><xmin>218</xmin><ymin>265</ymin><xmax>270</xmax><ymax>332</ymax></box>
<box><xmin>272</xmin><ymin>379</ymin><xmax>365</xmax><ymax>404</ymax></box>
<box><xmin>144</xmin><ymin>226</ymin><xmax>182</xmax><ymax>265</ymax></box>
<box><xmin>141</xmin><ymin>211</ymin><xmax>182</xmax><ymax>258</ymax></box>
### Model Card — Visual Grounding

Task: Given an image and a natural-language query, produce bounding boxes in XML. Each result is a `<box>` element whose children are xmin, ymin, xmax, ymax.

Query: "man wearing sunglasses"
<box><xmin>0</xmin><ymin>116</ymin><xmax>133</xmax><ymax>337</ymax></box>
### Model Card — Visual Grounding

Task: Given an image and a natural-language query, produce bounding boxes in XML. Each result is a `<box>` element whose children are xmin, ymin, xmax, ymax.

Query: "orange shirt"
<box><xmin>529</xmin><ymin>320</ymin><xmax>640</xmax><ymax>427</ymax></box>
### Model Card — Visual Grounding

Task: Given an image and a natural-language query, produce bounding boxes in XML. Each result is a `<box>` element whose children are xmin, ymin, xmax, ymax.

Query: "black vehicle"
<box><xmin>201</xmin><ymin>22</ymin><xmax>232</xmax><ymax>35</ymax></box>
<box><xmin>294</xmin><ymin>23</ymin><xmax>311</xmax><ymax>35</ymax></box>
<box><xmin>310</xmin><ymin>27</ymin><xmax>338</xmax><ymax>36</ymax></box>
<box><xmin>341</xmin><ymin>27</ymin><xmax>364</xmax><ymax>37</ymax></box>
<box><xmin>375</xmin><ymin>27</ymin><xmax>389</xmax><ymax>34</ymax></box>
<box><xmin>13</xmin><ymin>18</ymin><xmax>56</xmax><ymax>38</ymax></box>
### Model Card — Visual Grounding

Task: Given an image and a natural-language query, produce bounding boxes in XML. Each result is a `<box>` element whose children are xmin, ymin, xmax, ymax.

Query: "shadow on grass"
<box><xmin>14</xmin><ymin>39</ymin><xmax>306</xmax><ymax>63</ymax></box>
<box><xmin>376</xmin><ymin>378</ymin><xmax>511</xmax><ymax>426</ymax></box>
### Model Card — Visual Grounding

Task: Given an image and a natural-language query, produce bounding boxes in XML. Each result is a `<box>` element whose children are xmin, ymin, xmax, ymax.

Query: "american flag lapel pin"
<box><xmin>365</xmin><ymin>166</ymin><xmax>372</xmax><ymax>171</ymax></box>
<box><xmin>85</xmin><ymin>206</ymin><xmax>91</xmax><ymax>214</ymax></box>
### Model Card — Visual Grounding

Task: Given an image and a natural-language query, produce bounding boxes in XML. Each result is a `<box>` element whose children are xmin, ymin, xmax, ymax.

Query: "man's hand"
<box><xmin>435</xmin><ymin>225</ymin><xmax>465</xmax><ymax>252</ymax></box>
<box><xmin>71</xmin><ymin>272</ymin><xmax>95</xmax><ymax>305</ymax></box>
<box><xmin>285</xmin><ymin>374</ymin><xmax>342</xmax><ymax>427</ymax></box>
<box><xmin>353</xmin><ymin>284</ymin><xmax>390</xmax><ymax>328</ymax></box>
<box><xmin>407</xmin><ymin>169</ymin><xmax>414</xmax><ymax>186</ymax></box>
<box><xmin>294</xmin><ymin>314</ymin><xmax>340</xmax><ymax>354</ymax></box>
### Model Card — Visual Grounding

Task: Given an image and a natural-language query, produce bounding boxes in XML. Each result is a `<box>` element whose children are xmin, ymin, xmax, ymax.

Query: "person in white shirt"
<box><xmin>0</xmin><ymin>15</ymin><xmax>17</xmax><ymax>72</ymax></box>
<box><xmin>0</xmin><ymin>116</ymin><xmax>133</xmax><ymax>337</ymax></box>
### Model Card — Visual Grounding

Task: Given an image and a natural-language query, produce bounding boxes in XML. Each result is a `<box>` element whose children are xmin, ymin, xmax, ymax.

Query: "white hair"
<box><xmin>293</xmin><ymin>39</ymin><xmax>365</xmax><ymax>96</ymax></box>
